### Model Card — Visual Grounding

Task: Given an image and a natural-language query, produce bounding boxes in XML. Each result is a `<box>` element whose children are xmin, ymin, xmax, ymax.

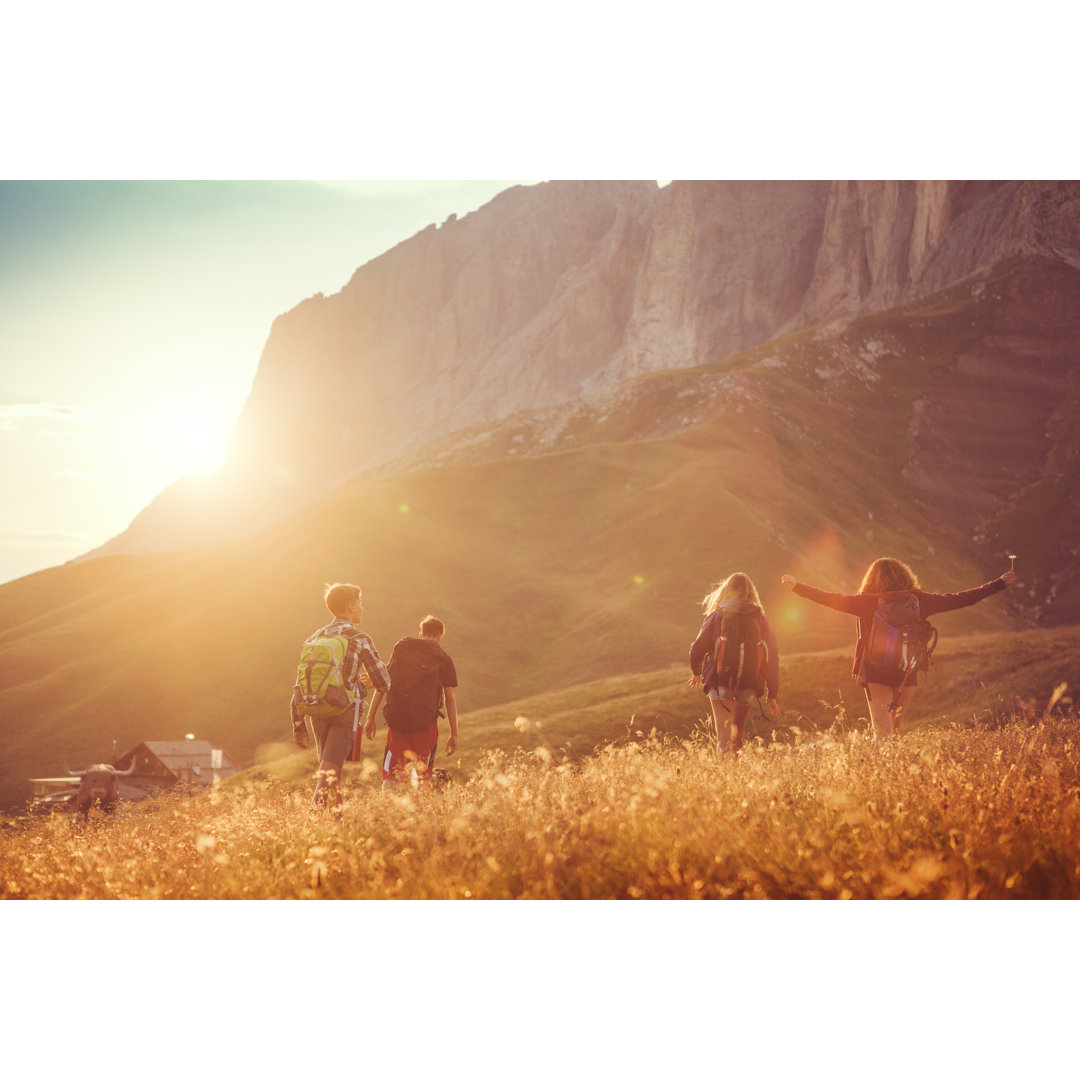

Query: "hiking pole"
<box><xmin>889</xmin><ymin>662</ymin><xmax>916</xmax><ymax>714</ymax></box>
<box><xmin>888</xmin><ymin>623</ymin><xmax>937</xmax><ymax>714</ymax></box>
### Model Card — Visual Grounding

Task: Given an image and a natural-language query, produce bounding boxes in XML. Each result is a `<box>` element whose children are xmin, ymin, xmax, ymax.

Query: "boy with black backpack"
<box><xmin>364</xmin><ymin>614</ymin><xmax>458</xmax><ymax>789</ymax></box>
<box><xmin>290</xmin><ymin>582</ymin><xmax>390</xmax><ymax>812</ymax></box>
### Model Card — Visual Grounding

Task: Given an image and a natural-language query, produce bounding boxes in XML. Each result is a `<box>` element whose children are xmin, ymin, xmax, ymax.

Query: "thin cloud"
<box><xmin>55</xmin><ymin>468</ymin><xmax>103</xmax><ymax>480</ymax></box>
<box><xmin>0</xmin><ymin>526</ymin><xmax>92</xmax><ymax>548</ymax></box>
<box><xmin>0</xmin><ymin>402</ymin><xmax>96</xmax><ymax>419</ymax></box>
<box><xmin>0</xmin><ymin>401</ymin><xmax>101</xmax><ymax>433</ymax></box>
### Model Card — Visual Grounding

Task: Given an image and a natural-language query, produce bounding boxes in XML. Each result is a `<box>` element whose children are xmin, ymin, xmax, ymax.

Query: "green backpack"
<box><xmin>296</xmin><ymin>627</ymin><xmax>359</xmax><ymax>719</ymax></box>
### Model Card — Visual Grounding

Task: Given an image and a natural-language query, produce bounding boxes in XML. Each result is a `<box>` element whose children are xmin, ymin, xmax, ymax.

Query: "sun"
<box><xmin>162</xmin><ymin>406</ymin><xmax>229</xmax><ymax>476</ymax></box>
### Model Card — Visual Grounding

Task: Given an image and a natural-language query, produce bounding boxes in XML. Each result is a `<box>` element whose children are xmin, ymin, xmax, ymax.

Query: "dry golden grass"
<box><xmin>4</xmin><ymin>699</ymin><xmax>1078</xmax><ymax>900</ymax></box>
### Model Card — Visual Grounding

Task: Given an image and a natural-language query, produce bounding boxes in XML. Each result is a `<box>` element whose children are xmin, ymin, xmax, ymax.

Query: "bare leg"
<box><xmin>865</xmin><ymin>684</ymin><xmax>916</xmax><ymax>742</ymax></box>
<box><xmin>709</xmin><ymin>698</ymin><xmax>732</xmax><ymax>754</ymax></box>
<box><xmin>890</xmin><ymin>685</ymin><xmax>916</xmax><ymax>736</ymax></box>
<box><xmin>730</xmin><ymin>702</ymin><xmax>752</xmax><ymax>753</ymax></box>
<box><xmin>311</xmin><ymin>718</ymin><xmax>350</xmax><ymax>812</ymax></box>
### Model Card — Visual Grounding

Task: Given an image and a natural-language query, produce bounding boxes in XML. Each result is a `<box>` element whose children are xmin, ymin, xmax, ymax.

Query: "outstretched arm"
<box><xmin>781</xmin><ymin>575</ymin><xmax>868</xmax><ymax>616</ymax></box>
<box><xmin>920</xmin><ymin>570</ymin><xmax>1015</xmax><ymax>617</ymax></box>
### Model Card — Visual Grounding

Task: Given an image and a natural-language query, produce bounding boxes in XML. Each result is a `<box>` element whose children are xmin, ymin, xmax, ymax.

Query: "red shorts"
<box><xmin>382</xmin><ymin>724</ymin><xmax>439</xmax><ymax>783</ymax></box>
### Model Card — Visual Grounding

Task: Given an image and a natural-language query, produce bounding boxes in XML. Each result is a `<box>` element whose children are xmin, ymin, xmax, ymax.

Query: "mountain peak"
<box><xmin>85</xmin><ymin>180</ymin><xmax>1080</xmax><ymax>561</ymax></box>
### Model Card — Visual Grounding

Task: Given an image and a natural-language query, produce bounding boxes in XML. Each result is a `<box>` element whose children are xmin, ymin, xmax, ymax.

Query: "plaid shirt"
<box><xmin>290</xmin><ymin>617</ymin><xmax>391</xmax><ymax>730</ymax></box>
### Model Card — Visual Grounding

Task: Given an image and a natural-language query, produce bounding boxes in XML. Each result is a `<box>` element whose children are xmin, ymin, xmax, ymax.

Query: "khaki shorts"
<box><xmin>708</xmin><ymin>687</ymin><xmax>757</xmax><ymax>706</ymax></box>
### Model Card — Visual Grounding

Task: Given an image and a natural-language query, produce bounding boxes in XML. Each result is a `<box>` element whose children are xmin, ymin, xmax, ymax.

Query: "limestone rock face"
<box><xmin>87</xmin><ymin>179</ymin><xmax>1080</xmax><ymax>558</ymax></box>
<box><xmin>229</xmin><ymin>179</ymin><xmax>658</xmax><ymax>487</ymax></box>
<box><xmin>800</xmin><ymin>180</ymin><xmax>1080</xmax><ymax>320</ymax></box>
<box><xmin>615</xmin><ymin>180</ymin><xmax>831</xmax><ymax>379</ymax></box>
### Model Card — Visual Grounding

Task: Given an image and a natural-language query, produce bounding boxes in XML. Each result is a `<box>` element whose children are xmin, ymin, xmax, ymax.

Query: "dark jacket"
<box><xmin>793</xmin><ymin>577</ymin><xmax>1008</xmax><ymax>684</ymax></box>
<box><xmin>688</xmin><ymin>600</ymin><xmax>780</xmax><ymax>699</ymax></box>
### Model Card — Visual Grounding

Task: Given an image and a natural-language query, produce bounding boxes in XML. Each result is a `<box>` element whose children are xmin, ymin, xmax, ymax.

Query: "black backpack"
<box><xmin>383</xmin><ymin>639</ymin><xmax>444</xmax><ymax>733</ymax></box>
<box><xmin>712</xmin><ymin>611</ymin><xmax>767</xmax><ymax>694</ymax></box>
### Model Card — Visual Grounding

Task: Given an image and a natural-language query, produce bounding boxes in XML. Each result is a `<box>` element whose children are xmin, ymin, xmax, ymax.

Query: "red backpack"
<box><xmin>714</xmin><ymin>611</ymin><xmax>767</xmax><ymax>694</ymax></box>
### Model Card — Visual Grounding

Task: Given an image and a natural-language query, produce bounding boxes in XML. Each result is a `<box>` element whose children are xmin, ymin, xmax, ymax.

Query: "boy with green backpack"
<box><xmin>290</xmin><ymin>582</ymin><xmax>390</xmax><ymax>812</ymax></box>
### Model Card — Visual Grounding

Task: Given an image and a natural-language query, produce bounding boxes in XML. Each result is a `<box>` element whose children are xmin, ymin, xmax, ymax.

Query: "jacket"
<box><xmin>792</xmin><ymin>577</ymin><xmax>1007</xmax><ymax>683</ymax></box>
<box><xmin>688</xmin><ymin>600</ymin><xmax>780</xmax><ymax>699</ymax></box>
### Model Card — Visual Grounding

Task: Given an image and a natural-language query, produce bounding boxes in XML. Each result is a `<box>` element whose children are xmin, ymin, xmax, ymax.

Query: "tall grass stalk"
<box><xmin>3</xmin><ymin>712</ymin><xmax>1078</xmax><ymax>900</ymax></box>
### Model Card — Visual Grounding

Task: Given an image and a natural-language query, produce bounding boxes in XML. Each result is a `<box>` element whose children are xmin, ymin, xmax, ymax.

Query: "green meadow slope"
<box><xmin>0</xmin><ymin>261</ymin><xmax>1071</xmax><ymax>808</ymax></box>
<box><xmin>226</xmin><ymin>623</ymin><xmax>1079</xmax><ymax>794</ymax></box>
<box><xmin>408</xmin><ymin>624</ymin><xmax>1080</xmax><ymax>781</ymax></box>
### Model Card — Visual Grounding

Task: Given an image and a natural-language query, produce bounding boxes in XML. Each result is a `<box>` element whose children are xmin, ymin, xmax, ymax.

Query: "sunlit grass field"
<box><xmin>4</xmin><ymin>696</ymin><xmax>1077</xmax><ymax>900</ymax></box>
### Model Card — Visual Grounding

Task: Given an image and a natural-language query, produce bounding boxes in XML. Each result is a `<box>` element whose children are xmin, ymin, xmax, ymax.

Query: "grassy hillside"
<box><xmin>0</xmin><ymin>264</ymin><xmax>1062</xmax><ymax>808</ymax></box>
<box><xmin>223</xmin><ymin>624</ymin><xmax>1078</xmax><ymax>794</ymax></box>
<box><xmin>4</xmin><ymin>702</ymin><xmax>1077</xmax><ymax>900</ymax></box>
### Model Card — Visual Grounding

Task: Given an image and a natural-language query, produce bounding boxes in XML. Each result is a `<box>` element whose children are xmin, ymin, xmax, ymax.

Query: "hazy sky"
<box><xmin>0</xmin><ymin>181</ymin><xmax>535</xmax><ymax>584</ymax></box>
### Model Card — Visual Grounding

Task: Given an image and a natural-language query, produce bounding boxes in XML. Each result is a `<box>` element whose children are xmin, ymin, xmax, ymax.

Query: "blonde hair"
<box><xmin>419</xmin><ymin>614</ymin><xmax>445</xmax><ymax>639</ymax></box>
<box><xmin>702</xmin><ymin>572</ymin><xmax>764</xmax><ymax>615</ymax></box>
<box><xmin>858</xmin><ymin>557</ymin><xmax>919</xmax><ymax>594</ymax></box>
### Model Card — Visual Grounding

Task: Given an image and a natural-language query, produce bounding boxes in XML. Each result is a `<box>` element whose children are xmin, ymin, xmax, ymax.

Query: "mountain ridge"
<box><xmin>81</xmin><ymin>180</ymin><xmax>1080</xmax><ymax>561</ymax></box>
<box><xmin>3</xmin><ymin>258</ymin><xmax>1076</xmax><ymax>806</ymax></box>
<box><xmin>3</xmin><ymin>183</ymin><xmax>1079</xmax><ymax>809</ymax></box>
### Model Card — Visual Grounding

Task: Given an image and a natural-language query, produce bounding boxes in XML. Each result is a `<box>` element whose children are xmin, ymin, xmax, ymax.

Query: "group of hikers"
<box><xmin>289</xmin><ymin>558</ymin><xmax>1017</xmax><ymax>808</ymax></box>
<box><xmin>290</xmin><ymin>583</ymin><xmax>458</xmax><ymax>812</ymax></box>
<box><xmin>689</xmin><ymin>558</ymin><xmax>1016</xmax><ymax>754</ymax></box>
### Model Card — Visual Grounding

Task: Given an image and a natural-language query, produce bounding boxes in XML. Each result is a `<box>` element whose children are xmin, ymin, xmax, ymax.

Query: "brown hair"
<box><xmin>323</xmin><ymin>582</ymin><xmax>361</xmax><ymax>617</ymax></box>
<box><xmin>419</xmin><ymin>615</ymin><xmax>445</xmax><ymax>639</ymax></box>
<box><xmin>702</xmin><ymin>572</ymin><xmax>764</xmax><ymax>615</ymax></box>
<box><xmin>858</xmin><ymin>557</ymin><xmax>919</xmax><ymax>594</ymax></box>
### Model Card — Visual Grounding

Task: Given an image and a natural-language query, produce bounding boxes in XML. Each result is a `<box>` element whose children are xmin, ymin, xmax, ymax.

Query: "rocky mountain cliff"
<box><xmin>83</xmin><ymin>179</ymin><xmax>1080</xmax><ymax>559</ymax></box>
<box><xmin>4</xmin><ymin>241</ymin><xmax>1080</xmax><ymax>807</ymax></box>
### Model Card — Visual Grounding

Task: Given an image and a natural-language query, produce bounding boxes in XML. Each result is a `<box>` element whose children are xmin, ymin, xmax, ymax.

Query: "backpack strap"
<box><xmin>887</xmin><ymin>620</ymin><xmax>938</xmax><ymax>713</ymax></box>
<box><xmin>340</xmin><ymin>625</ymin><xmax>361</xmax><ymax>678</ymax></box>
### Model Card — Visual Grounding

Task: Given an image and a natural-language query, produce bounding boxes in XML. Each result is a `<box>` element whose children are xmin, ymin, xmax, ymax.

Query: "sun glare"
<box><xmin>162</xmin><ymin>406</ymin><xmax>228</xmax><ymax>477</ymax></box>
